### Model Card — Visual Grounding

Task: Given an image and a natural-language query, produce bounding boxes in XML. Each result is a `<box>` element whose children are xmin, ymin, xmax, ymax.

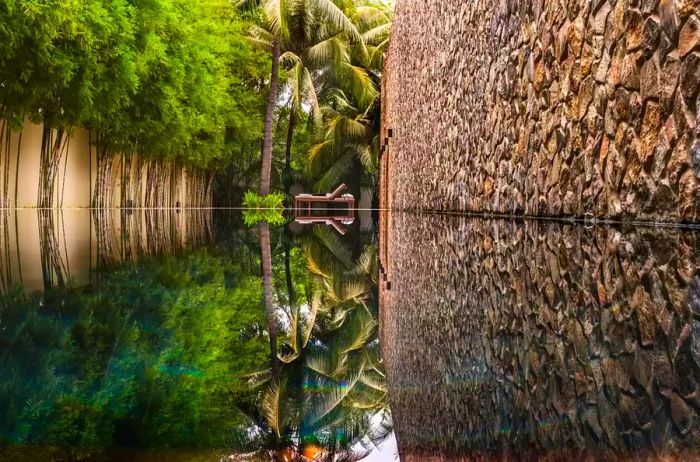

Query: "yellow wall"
<box><xmin>0</xmin><ymin>120</ymin><xmax>196</xmax><ymax>209</ymax></box>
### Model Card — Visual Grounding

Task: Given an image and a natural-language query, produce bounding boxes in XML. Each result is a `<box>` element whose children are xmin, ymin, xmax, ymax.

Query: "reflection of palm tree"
<box><xmin>260</xmin><ymin>221</ymin><xmax>280</xmax><ymax>374</ymax></box>
<box><xmin>236</xmin><ymin>225</ymin><xmax>390</xmax><ymax>460</ymax></box>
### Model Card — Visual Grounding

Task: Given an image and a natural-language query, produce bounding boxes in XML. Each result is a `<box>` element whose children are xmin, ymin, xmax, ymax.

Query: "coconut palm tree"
<box><xmin>305</xmin><ymin>1</ymin><xmax>392</xmax><ymax>193</ymax></box>
<box><xmin>238</xmin><ymin>0</ymin><xmax>364</xmax><ymax>195</ymax></box>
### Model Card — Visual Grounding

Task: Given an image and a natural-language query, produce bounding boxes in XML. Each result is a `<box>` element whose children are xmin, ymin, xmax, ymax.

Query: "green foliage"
<box><xmin>303</xmin><ymin>0</ymin><xmax>393</xmax><ymax>193</ymax></box>
<box><xmin>0</xmin><ymin>250</ymin><xmax>268</xmax><ymax>451</ymax></box>
<box><xmin>243</xmin><ymin>190</ymin><xmax>285</xmax><ymax>209</ymax></box>
<box><xmin>242</xmin><ymin>190</ymin><xmax>286</xmax><ymax>226</ymax></box>
<box><xmin>238</xmin><ymin>0</ymin><xmax>393</xmax><ymax>196</ymax></box>
<box><xmin>0</xmin><ymin>0</ymin><xmax>268</xmax><ymax>168</ymax></box>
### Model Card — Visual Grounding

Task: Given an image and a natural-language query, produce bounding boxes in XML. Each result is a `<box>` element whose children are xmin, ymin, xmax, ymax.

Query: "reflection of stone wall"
<box><xmin>384</xmin><ymin>0</ymin><xmax>700</xmax><ymax>221</ymax></box>
<box><xmin>381</xmin><ymin>213</ymin><xmax>700</xmax><ymax>459</ymax></box>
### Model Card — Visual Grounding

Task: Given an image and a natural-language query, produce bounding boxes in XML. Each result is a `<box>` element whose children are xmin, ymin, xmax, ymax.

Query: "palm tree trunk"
<box><xmin>260</xmin><ymin>36</ymin><xmax>281</xmax><ymax>196</ymax></box>
<box><xmin>260</xmin><ymin>221</ymin><xmax>279</xmax><ymax>373</ymax></box>
<box><xmin>284</xmin><ymin>109</ymin><xmax>296</xmax><ymax>193</ymax></box>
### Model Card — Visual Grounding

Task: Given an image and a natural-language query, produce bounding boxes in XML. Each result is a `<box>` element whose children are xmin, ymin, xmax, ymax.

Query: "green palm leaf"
<box><xmin>262</xmin><ymin>377</ymin><xmax>288</xmax><ymax>438</ymax></box>
<box><xmin>313</xmin><ymin>225</ymin><xmax>353</xmax><ymax>268</ymax></box>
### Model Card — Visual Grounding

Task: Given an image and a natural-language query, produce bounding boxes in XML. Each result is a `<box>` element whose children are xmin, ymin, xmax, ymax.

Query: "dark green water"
<box><xmin>7</xmin><ymin>209</ymin><xmax>700</xmax><ymax>462</ymax></box>
<box><xmin>0</xmin><ymin>210</ymin><xmax>392</xmax><ymax>461</ymax></box>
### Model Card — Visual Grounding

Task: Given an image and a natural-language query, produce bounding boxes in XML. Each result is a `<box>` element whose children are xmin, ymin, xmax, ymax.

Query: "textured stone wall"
<box><xmin>384</xmin><ymin>0</ymin><xmax>700</xmax><ymax>221</ymax></box>
<box><xmin>381</xmin><ymin>212</ymin><xmax>700</xmax><ymax>460</ymax></box>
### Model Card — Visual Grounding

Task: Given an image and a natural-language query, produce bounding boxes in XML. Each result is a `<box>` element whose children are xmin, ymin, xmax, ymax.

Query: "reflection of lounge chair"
<box><xmin>295</xmin><ymin>217</ymin><xmax>355</xmax><ymax>235</ymax></box>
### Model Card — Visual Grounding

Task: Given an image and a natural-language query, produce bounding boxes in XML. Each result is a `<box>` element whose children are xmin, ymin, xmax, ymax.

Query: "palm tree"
<box><xmin>305</xmin><ymin>1</ymin><xmax>392</xmax><ymax>193</ymax></box>
<box><xmin>239</xmin><ymin>0</ymin><xmax>364</xmax><ymax>195</ymax></box>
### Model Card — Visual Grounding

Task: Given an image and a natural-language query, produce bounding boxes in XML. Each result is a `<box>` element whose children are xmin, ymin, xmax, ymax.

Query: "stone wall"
<box><xmin>384</xmin><ymin>0</ymin><xmax>700</xmax><ymax>221</ymax></box>
<box><xmin>380</xmin><ymin>212</ymin><xmax>700</xmax><ymax>460</ymax></box>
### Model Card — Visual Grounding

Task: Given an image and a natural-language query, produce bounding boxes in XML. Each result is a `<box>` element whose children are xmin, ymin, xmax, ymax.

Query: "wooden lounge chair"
<box><xmin>294</xmin><ymin>183</ymin><xmax>355</xmax><ymax>209</ymax></box>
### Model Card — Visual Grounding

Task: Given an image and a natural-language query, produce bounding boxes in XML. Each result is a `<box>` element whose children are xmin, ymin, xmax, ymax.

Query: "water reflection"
<box><xmin>0</xmin><ymin>209</ymin><xmax>213</xmax><ymax>293</ymax></box>
<box><xmin>232</xmin><ymin>222</ymin><xmax>391</xmax><ymax>461</ymax></box>
<box><xmin>0</xmin><ymin>210</ymin><xmax>389</xmax><ymax>461</ymax></box>
<box><xmin>381</xmin><ymin>212</ymin><xmax>700</xmax><ymax>461</ymax></box>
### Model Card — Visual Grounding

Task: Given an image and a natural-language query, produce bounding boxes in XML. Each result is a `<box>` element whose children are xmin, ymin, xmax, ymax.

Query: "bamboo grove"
<box><xmin>0</xmin><ymin>0</ymin><xmax>268</xmax><ymax>208</ymax></box>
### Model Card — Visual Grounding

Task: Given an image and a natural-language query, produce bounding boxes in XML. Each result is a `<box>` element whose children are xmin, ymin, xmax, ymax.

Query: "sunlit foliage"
<box><xmin>0</xmin><ymin>0</ymin><xmax>268</xmax><ymax>168</ymax></box>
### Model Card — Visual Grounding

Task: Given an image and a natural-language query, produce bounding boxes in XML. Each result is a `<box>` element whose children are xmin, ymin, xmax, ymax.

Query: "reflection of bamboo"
<box><xmin>92</xmin><ymin>209</ymin><xmax>116</xmax><ymax>281</ymax></box>
<box><xmin>89</xmin><ymin>209</ymin><xmax>213</xmax><ymax>275</ymax></box>
<box><xmin>0</xmin><ymin>210</ymin><xmax>10</xmax><ymax>296</ymax></box>
<box><xmin>120</xmin><ymin>209</ymin><xmax>131</xmax><ymax>261</ymax></box>
<box><xmin>37</xmin><ymin>210</ymin><xmax>70</xmax><ymax>287</ymax></box>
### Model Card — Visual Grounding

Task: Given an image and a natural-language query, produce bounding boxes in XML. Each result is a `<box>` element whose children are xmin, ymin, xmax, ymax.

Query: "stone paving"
<box><xmin>384</xmin><ymin>0</ymin><xmax>700</xmax><ymax>222</ymax></box>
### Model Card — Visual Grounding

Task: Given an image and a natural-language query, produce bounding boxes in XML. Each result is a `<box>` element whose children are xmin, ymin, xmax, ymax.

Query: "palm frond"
<box><xmin>351</xmin><ymin>246</ymin><xmax>377</xmax><ymax>277</ymax></box>
<box><xmin>245</xmin><ymin>37</ymin><xmax>274</xmax><ymax>51</ymax></box>
<box><xmin>306</xmin><ymin>34</ymin><xmax>350</xmax><ymax>66</ymax></box>
<box><xmin>302</xmin><ymin>66</ymin><xmax>322</xmax><ymax>125</ymax></box>
<box><xmin>313</xmin><ymin>151</ymin><xmax>354</xmax><ymax>192</ymax></box>
<box><xmin>359</xmin><ymin>370</ymin><xmax>387</xmax><ymax>393</ymax></box>
<box><xmin>307</xmin><ymin>139</ymin><xmax>334</xmax><ymax>164</ymax></box>
<box><xmin>340</xmin><ymin>116</ymin><xmax>371</xmax><ymax>141</ymax></box>
<box><xmin>306</xmin><ymin>250</ymin><xmax>332</xmax><ymax>278</ymax></box>
<box><xmin>365</xmin><ymin>411</ymin><xmax>394</xmax><ymax>447</ymax></box>
<box><xmin>341</xmin><ymin>63</ymin><xmax>378</xmax><ymax>108</ymax></box>
<box><xmin>306</xmin><ymin>348</ymin><xmax>347</xmax><ymax>379</ymax></box>
<box><xmin>301</xmin><ymin>289</ymin><xmax>321</xmax><ymax>347</ymax></box>
<box><xmin>250</xmin><ymin>24</ymin><xmax>275</xmax><ymax>42</ymax></box>
<box><xmin>264</xmin><ymin>0</ymin><xmax>289</xmax><ymax>40</ymax></box>
<box><xmin>337</xmin><ymin>277</ymin><xmax>368</xmax><ymax>302</ymax></box>
<box><xmin>352</xmin><ymin>6</ymin><xmax>390</xmax><ymax>31</ymax></box>
<box><xmin>313</xmin><ymin>225</ymin><xmax>353</xmax><ymax>268</ymax></box>
<box><xmin>361</xmin><ymin>23</ymin><xmax>391</xmax><ymax>45</ymax></box>
<box><xmin>262</xmin><ymin>377</ymin><xmax>287</xmax><ymax>437</ymax></box>
<box><xmin>367</xmin><ymin>41</ymin><xmax>389</xmax><ymax>69</ymax></box>
<box><xmin>290</xmin><ymin>61</ymin><xmax>304</xmax><ymax>113</ymax></box>
<box><xmin>243</xmin><ymin>368</ymin><xmax>273</xmax><ymax>388</ymax></box>
<box><xmin>340</xmin><ymin>313</ymin><xmax>375</xmax><ymax>354</ymax></box>
<box><xmin>306</xmin><ymin>372</ymin><xmax>362</xmax><ymax>425</ymax></box>
<box><xmin>280</xmin><ymin>50</ymin><xmax>302</xmax><ymax>68</ymax></box>
<box><xmin>309</xmin><ymin>0</ymin><xmax>364</xmax><ymax>45</ymax></box>
<box><xmin>358</xmin><ymin>144</ymin><xmax>376</xmax><ymax>172</ymax></box>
